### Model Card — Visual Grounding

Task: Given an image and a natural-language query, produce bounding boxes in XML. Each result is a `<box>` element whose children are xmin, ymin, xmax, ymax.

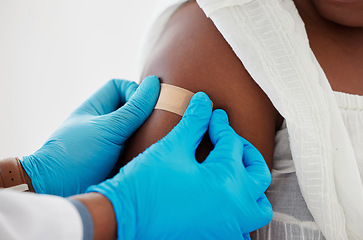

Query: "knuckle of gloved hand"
<box><xmin>129</xmin><ymin>97</ymin><xmax>149</xmax><ymax>117</ymax></box>
<box><xmin>227</xmin><ymin>132</ymin><xmax>242</xmax><ymax>153</ymax></box>
<box><xmin>110</xmin><ymin>79</ymin><xmax>125</xmax><ymax>95</ymax></box>
<box><xmin>247</xmin><ymin>196</ymin><xmax>272</xmax><ymax>230</ymax></box>
<box><xmin>111</xmin><ymin>78</ymin><xmax>131</xmax><ymax>89</ymax></box>
<box><xmin>261</xmin><ymin>197</ymin><xmax>273</xmax><ymax>225</ymax></box>
<box><xmin>260</xmin><ymin>163</ymin><xmax>272</xmax><ymax>185</ymax></box>
<box><xmin>123</xmin><ymin>112</ymin><xmax>143</xmax><ymax>130</ymax></box>
<box><xmin>123</xmin><ymin>80</ymin><xmax>139</xmax><ymax>100</ymax></box>
<box><xmin>107</xmin><ymin>112</ymin><xmax>139</xmax><ymax>135</ymax></box>
<box><xmin>232</xmin><ymin>132</ymin><xmax>244</xmax><ymax>147</ymax></box>
<box><xmin>117</xmin><ymin>104</ymin><xmax>145</xmax><ymax>127</ymax></box>
<box><xmin>252</xmin><ymin>171</ymin><xmax>271</xmax><ymax>193</ymax></box>
<box><xmin>266</xmin><ymin>207</ymin><xmax>273</xmax><ymax>224</ymax></box>
<box><xmin>109</xmin><ymin>78</ymin><xmax>118</xmax><ymax>86</ymax></box>
<box><xmin>264</xmin><ymin>170</ymin><xmax>272</xmax><ymax>186</ymax></box>
<box><xmin>242</xmin><ymin>141</ymin><xmax>257</xmax><ymax>155</ymax></box>
<box><xmin>215</xmin><ymin>125</ymin><xmax>235</xmax><ymax>143</ymax></box>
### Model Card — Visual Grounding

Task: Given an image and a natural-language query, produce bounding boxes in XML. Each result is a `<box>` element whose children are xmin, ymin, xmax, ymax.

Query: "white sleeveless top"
<box><xmin>139</xmin><ymin>1</ymin><xmax>363</xmax><ymax>239</ymax></box>
<box><xmin>254</xmin><ymin>92</ymin><xmax>363</xmax><ymax>240</ymax></box>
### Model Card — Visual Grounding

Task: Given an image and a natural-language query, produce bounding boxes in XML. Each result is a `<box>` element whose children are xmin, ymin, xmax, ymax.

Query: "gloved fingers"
<box><xmin>204</xmin><ymin>109</ymin><xmax>243</xmax><ymax>166</ymax></box>
<box><xmin>243</xmin><ymin>233</ymin><xmax>251</xmax><ymax>240</ymax></box>
<box><xmin>237</xmin><ymin>194</ymin><xmax>272</xmax><ymax>234</ymax></box>
<box><xmin>255</xmin><ymin>194</ymin><xmax>273</xmax><ymax>228</ymax></box>
<box><xmin>103</xmin><ymin>76</ymin><xmax>160</xmax><ymax>141</ymax></box>
<box><xmin>241</xmin><ymin>138</ymin><xmax>271</xmax><ymax>196</ymax></box>
<box><xmin>163</xmin><ymin>92</ymin><xmax>212</xmax><ymax>157</ymax></box>
<box><xmin>75</xmin><ymin>79</ymin><xmax>138</xmax><ymax>116</ymax></box>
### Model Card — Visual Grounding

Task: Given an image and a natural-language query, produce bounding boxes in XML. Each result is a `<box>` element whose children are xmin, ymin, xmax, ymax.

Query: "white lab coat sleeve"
<box><xmin>0</xmin><ymin>189</ymin><xmax>83</xmax><ymax>240</ymax></box>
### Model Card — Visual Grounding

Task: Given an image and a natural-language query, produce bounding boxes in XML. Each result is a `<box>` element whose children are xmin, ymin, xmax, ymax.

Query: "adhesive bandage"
<box><xmin>154</xmin><ymin>83</ymin><xmax>195</xmax><ymax>116</ymax></box>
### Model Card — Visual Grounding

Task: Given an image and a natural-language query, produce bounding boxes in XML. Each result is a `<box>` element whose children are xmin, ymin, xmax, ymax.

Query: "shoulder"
<box><xmin>141</xmin><ymin>1</ymin><xmax>282</xmax><ymax>167</ymax></box>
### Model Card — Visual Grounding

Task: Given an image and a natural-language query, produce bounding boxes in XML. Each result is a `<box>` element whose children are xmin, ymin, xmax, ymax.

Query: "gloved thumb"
<box><xmin>104</xmin><ymin>75</ymin><xmax>160</xmax><ymax>140</ymax></box>
<box><xmin>163</xmin><ymin>92</ymin><xmax>212</xmax><ymax>156</ymax></box>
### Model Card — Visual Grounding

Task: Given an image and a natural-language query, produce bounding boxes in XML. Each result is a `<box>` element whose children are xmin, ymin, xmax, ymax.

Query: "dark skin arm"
<box><xmin>122</xmin><ymin>1</ymin><xmax>283</xmax><ymax>168</ymax></box>
<box><xmin>72</xmin><ymin>193</ymin><xmax>117</xmax><ymax>240</ymax></box>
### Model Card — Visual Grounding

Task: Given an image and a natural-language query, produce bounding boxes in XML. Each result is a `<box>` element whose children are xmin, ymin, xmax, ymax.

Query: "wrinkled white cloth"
<box><xmin>0</xmin><ymin>189</ymin><xmax>83</xmax><ymax>240</ymax></box>
<box><xmin>195</xmin><ymin>1</ymin><xmax>363</xmax><ymax>239</ymax></box>
<box><xmin>256</xmin><ymin>91</ymin><xmax>363</xmax><ymax>240</ymax></box>
<box><xmin>139</xmin><ymin>0</ymin><xmax>363</xmax><ymax>239</ymax></box>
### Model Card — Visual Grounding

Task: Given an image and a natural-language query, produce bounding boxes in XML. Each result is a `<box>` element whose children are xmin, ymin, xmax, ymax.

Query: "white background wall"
<box><xmin>0</xmin><ymin>1</ymin><xmax>157</xmax><ymax>158</ymax></box>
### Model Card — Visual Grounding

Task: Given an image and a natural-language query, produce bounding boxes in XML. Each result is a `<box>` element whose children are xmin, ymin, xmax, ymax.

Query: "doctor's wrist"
<box><xmin>71</xmin><ymin>192</ymin><xmax>117</xmax><ymax>240</ymax></box>
<box><xmin>68</xmin><ymin>198</ymin><xmax>94</xmax><ymax>240</ymax></box>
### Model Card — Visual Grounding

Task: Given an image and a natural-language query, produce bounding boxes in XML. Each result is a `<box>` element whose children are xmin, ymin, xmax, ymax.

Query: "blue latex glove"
<box><xmin>20</xmin><ymin>76</ymin><xmax>160</xmax><ymax>197</ymax></box>
<box><xmin>88</xmin><ymin>92</ymin><xmax>273</xmax><ymax>239</ymax></box>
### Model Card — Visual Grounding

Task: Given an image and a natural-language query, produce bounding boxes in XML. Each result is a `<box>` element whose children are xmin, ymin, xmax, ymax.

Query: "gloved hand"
<box><xmin>88</xmin><ymin>92</ymin><xmax>273</xmax><ymax>239</ymax></box>
<box><xmin>20</xmin><ymin>76</ymin><xmax>160</xmax><ymax>197</ymax></box>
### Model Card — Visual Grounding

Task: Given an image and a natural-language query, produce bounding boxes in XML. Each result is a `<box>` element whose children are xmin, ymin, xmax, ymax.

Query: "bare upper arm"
<box><xmin>121</xmin><ymin>1</ymin><xmax>282</xmax><ymax>168</ymax></box>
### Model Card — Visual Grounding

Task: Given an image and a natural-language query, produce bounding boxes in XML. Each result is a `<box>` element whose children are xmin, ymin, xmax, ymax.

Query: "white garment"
<box><xmin>139</xmin><ymin>0</ymin><xmax>363</xmax><ymax>239</ymax></box>
<box><xmin>0</xmin><ymin>189</ymin><xmax>83</xmax><ymax>240</ymax></box>
<box><xmin>255</xmin><ymin>92</ymin><xmax>363</xmax><ymax>240</ymax></box>
<box><xmin>195</xmin><ymin>1</ymin><xmax>363</xmax><ymax>239</ymax></box>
